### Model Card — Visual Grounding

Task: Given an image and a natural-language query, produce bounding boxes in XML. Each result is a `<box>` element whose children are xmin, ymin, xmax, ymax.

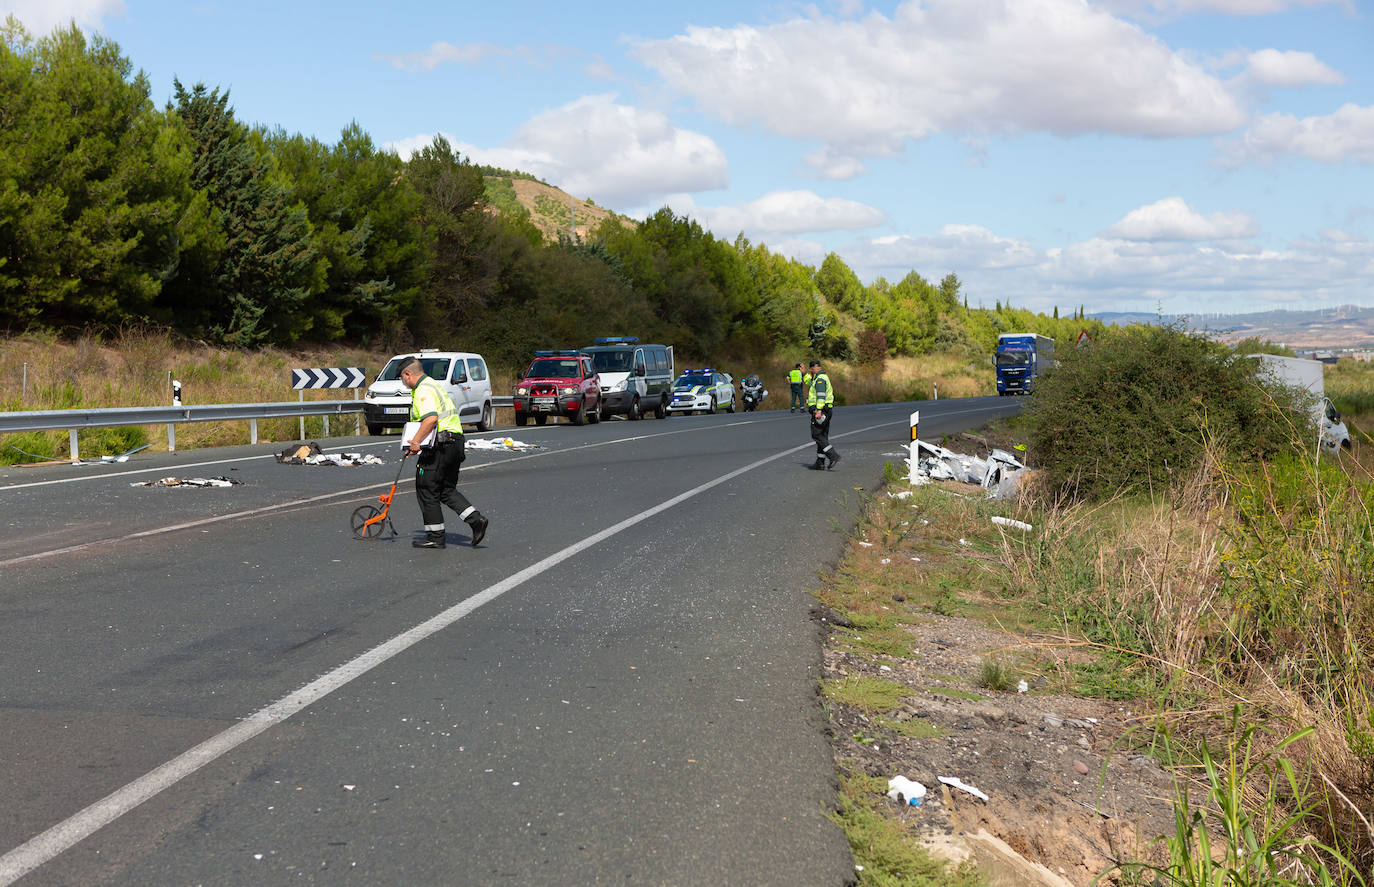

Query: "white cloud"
<box><xmin>374</xmin><ymin>41</ymin><xmax>515</xmax><ymax>73</ymax></box>
<box><xmin>840</xmin><ymin>223</ymin><xmax>1372</xmax><ymax>314</ymax></box>
<box><xmin>1105</xmin><ymin>197</ymin><xmax>1258</xmax><ymax>241</ymax></box>
<box><xmin>666</xmin><ymin>190</ymin><xmax>886</xmax><ymax>237</ymax></box>
<box><xmin>1220</xmin><ymin>103</ymin><xmax>1374</xmax><ymax>165</ymax></box>
<box><xmin>386</xmin><ymin>95</ymin><xmax>728</xmax><ymax>207</ymax></box>
<box><xmin>1104</xmin><ymin>0</ymin><xmax>1347</xmax><ymax>18</ymax></box>
<box><xmin>1241</xmin><ymin>49</ymin><xmax>1344</xmax><ymax>88</ymax></box>
<box><xmin>0</xmin><ymin>0</ymin><xmax>123</xmax><ymax>36</ymax></box>
<box><xmin>803</xmin><ymin>147</ymin><xmax>868</xmax><ymax>180</ymax></box>
<box><xmin>632</xmin><ymin>0</ymin><xmax>1246</xmax><ymax>164</ymax></box>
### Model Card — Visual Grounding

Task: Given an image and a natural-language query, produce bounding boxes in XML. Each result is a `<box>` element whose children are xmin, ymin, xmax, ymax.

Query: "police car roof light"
<box><xmin>593</xmin><ymin>336</ymin><xmax>638</xmax><ymax>345</ymax></box>
<box><xmin>533</xmin><ymin>349</ymin><xmax>583</xmax><ymax>357</ymax></box>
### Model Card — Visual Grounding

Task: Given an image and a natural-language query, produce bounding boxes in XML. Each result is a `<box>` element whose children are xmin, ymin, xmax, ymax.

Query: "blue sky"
<box><xmin>5</xmin><ymin>0</ymin><xmax>1373</xmax><ymax>315</ymax></box>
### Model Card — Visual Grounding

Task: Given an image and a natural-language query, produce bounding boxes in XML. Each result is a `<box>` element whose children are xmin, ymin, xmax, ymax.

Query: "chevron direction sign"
<box><xmin>292</xmin><ymin>367</ymin><xmax>367</xmax><ymax>390</ymax></box>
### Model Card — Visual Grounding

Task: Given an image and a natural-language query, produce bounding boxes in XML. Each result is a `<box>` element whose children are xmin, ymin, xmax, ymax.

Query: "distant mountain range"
<box><xmin>1091</xmin><ymin>305</ymin><xmax>1374</xmax><ymax>350</ymax></box>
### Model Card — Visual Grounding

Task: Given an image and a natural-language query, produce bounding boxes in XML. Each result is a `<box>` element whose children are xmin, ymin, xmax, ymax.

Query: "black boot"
<box><xmin>809</xmin><ymin>458</ymin><xmax>826</xmax><ymax>470</ymax></box>
<box><xmin>467</xmin><ymin>513</ymin><xmax>488</xmax><ymax>547</ymax></box>
<box><xmin>827</xmin><ymin>451</ymin><xmax>841</xmax><ymax>469</ymax></box>
<box><xmin>413</xmin><ymin>533</ymin><xmax>445</xmax><ymax>549</ymax></box>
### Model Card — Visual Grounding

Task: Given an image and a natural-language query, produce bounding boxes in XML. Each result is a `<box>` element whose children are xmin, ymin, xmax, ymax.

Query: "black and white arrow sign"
<box><xmin>291</xmin><ymin>367</ymin><xmax>367</xmax><ymax>389</ymax></box>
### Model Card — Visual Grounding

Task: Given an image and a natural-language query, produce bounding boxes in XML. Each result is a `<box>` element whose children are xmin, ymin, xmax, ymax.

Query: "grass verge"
<box><xmin>815</xmin><ymin>424</ymin><xmax>1374</xmax><ymax>883</ymax></box>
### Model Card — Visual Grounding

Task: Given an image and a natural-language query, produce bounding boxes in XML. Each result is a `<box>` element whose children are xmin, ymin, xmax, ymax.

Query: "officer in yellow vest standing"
<box><xmin>400</xmin><ymin>358</ymin><xmax>489</xmax><ymax>549</ymax></box>
<box><xmin>806</xmin><ymin>359</ymin><xmax>840</xmax><ymax>470</ymax></box>
<box><xmin>787</xmin><ymin>363</ymin><xmax>805</xmax><ymax>412</ymax></box>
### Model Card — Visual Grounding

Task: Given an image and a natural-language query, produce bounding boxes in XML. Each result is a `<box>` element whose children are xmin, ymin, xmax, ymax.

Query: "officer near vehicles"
<box><xmin>806</xmin><ymin>359</ymin><xmax>840</xmax><ymax>470</ymax></box>
<box><xmin>400</xmin><ymin>359</ymin><xmax>489</xmax><ymax>549</ymax></box>
<box><xmin>788</xmin><ymin>363</ymin><xmax>805</xmax><ymax>412</ymax></box>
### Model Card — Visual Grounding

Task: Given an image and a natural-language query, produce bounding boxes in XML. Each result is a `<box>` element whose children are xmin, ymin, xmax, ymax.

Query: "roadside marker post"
<box><xmin>291</xmin><ymin>368</ymin><xmax>366</xmax><ymax>441</ymax></box>
<box><xmin>908</xmin><ymin>410</ymin><xmax>919</xmax><ymax>484</ymax></box>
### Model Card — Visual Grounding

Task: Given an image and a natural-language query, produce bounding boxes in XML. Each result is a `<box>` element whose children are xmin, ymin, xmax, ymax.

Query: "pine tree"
<box><xmin>160</xmin><ymin>81</ymin><xmax>321</xmax><ymax>345</ymax></box>
<box><xmin>0</xmin><ymin>23</ymin><xmax>200</xmax><ymax>329</ymax></box>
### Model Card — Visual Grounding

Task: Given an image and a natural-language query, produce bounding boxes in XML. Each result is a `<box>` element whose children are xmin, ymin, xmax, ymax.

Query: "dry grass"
<box><xmin>0</xmin><ymin>329</ymin><xmax>399</xmax><ymax>454</ymax></box>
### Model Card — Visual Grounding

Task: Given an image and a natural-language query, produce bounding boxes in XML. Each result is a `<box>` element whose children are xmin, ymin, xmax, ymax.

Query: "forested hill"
<box><xmin>1</xmin><ymin>21</ymin><xmax>1101</xmax><ymax>370</ymax></box>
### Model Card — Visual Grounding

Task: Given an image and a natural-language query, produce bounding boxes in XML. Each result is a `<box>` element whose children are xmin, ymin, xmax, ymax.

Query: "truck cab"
<box><xmin>996</xmin><ymin>333</ymin><xmax>1054</xmax><ymax>395</ymax></box>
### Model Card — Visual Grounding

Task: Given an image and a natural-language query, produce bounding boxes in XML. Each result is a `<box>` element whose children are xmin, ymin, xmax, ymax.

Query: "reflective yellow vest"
<box><xmin>807</xmin><ymin>372</ymin><xmax>834</xmax><ymax>408</ymax></box>
<box><xmin>788</xmin><ymin>368</ymin><xmax>803</xmax><ymax>384</ymax></box>
<box><xmin>411</xmin><ymin>376</ymin><xmax>464</xmax><ymax>434</ymax></box>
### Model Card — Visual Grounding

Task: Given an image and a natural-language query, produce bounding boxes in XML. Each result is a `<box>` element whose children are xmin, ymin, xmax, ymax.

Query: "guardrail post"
<box><xmin>298</xmin><ymin>391</ymin><xmax>305</xmax><ymax>441</ymax></box>
<box><xmin>69</xmin><ymin>429</ymin><xmax>78</xmax><ymax>461</ymax></box>
<box><xmin>250</xmin><ymin>418</ymin><xmax>258</xmax><ymax>445</ymax></box>
<box><xmin>355</xmin><ymin>388</ymin><xmax>361</xmax><ymax>436</ymax></box>
<box><xmin>323</xmin><ymin>415</ymin><xmax>330</xmax><ymax>437</ymax></box>
<box><xmin>168</xmin><ymin>423</ymin><xmax>176</xmax><ymax>452</ymax></box>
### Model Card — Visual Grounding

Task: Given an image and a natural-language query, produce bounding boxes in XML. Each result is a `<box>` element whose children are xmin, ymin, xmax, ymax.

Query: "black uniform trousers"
<box><xmin>811</xmin><ymin>406</ymin><xmax>834</xmax><ymax>456</ymax></box>
<box><xmin>415</xmin><ymin>437</ymin><xmax>472</xmax><ymax>537</ymax></box>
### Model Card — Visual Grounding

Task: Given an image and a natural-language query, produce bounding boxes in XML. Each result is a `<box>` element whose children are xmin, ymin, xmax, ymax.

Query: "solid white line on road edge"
<box><xmin>0</xmin><ymin>416</ymin><xmax>901</xmax><ymax>885</ymax></box>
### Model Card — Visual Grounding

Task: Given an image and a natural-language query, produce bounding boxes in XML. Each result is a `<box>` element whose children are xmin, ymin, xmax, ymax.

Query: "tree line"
<box><xmin>1</xmin><ymin>21</ymin><xmax>1099</xmax><ymax>367</ymax></box>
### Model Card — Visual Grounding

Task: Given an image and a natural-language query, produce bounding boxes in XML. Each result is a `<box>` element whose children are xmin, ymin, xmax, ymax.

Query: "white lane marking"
<box><xmin>0</xmin><ymin>402</ymin><xmax>1010</xmax><ymax>567</ymax></box>
<box><xmin>0</xmin><ymin>421</ymin><xmax>779</xmax><ymax>568</ymax></box>
<box><xmin>0</xmin><ymin>416</ymin><xmax>896</xmax><ymax>884</ymax></box>
<box><xmin>0</xmin><ymin>415</ymin><xmax>782</xmax><ymax>492</ymax></box>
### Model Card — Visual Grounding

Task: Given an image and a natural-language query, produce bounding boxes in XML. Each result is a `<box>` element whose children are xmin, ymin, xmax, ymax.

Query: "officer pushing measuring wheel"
<box><xmin>399</xmin><ymin>358</ymin><xmax>489</xmax><ymax>550</ymax></box>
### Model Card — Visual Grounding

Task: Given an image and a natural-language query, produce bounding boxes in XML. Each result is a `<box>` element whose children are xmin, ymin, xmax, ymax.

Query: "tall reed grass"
<box><xmin>994</xmin><ymin>441</ymin><xmax>1374</xmax><ymax>876</ymax></box>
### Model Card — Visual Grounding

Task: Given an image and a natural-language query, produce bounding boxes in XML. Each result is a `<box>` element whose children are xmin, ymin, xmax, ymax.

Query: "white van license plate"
<box><xmin>384</xmin><ymin>407</ymin><xmax>408</xmax><ymax>415</ymax></box>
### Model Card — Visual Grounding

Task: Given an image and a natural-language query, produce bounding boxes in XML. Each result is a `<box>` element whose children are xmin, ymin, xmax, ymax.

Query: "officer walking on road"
<box><xmin>400</xmin><ymin>359</ymin><xmax>489</xmax><ymax>549</ymax></box>
<box><xmin>788</xmin><ymin>363</ymin><xmax>805</xmax><ymax>412</ymax></box>
<box><xmin>806</xmin><ymin>359</ymin><xmax>840</xmax><ymax>470</ymax></box>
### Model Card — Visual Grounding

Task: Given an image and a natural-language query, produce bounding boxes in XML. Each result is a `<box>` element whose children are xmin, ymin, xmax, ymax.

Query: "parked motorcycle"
<box><xmin>741</xmin><ymin>374</ymin><xmax>767</xmax><ymax>412</ymax></box>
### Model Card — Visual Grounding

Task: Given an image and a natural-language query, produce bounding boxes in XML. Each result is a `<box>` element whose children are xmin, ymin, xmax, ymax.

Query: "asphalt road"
<box><xmin>0</xmin><ymin>396</ymin><xmax>1020</xmax><ymax>886</ymax></box>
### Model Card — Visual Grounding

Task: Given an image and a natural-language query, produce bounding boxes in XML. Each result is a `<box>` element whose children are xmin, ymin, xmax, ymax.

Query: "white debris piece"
<box><xmin>887</xmin><ymin>775</ymin><xmax>927</xmax><ymax>806</ymax></box>
<box><xmin>880</xmin><ymin>558</ymin><xmax>891</xmax><ymax>564</ymax></box>
<box><xmin>858</xmin><ymin>541</ymin><xmax>873</xmax><ymax>548</ymax></box>
<box><xmin>990</xmin><ymin>516</ymin><xmax>1034</xmax><ymax>532</ymax></box>
<box><xmin>908</xmin><ymin>437</ymin><xmax>1034</xmax><ymax>500</ymax></box>
<box><xmin>303</xmin><ymin>452</ymin><xmax>384</xmax><ymax>466</ymax></box>
<box><xmin>889</xmin><ymin>490</ymin><xmax>913</xmax><ymax>499</ymax></box>
<box><xmin>938</xmin><ymin>776</ymin><xmax>989</xmax><ymax>802</ymax></box>
<box><xmin>466</xmin><ymin>437</ymin><xmax>540</xmax><ymax>451</ymax></box>
<box><xmin>131</xmin><ymin>476</ymin><xmax>241</xmax><ymax>488</ymax></box>
<box><xmin>1017</xmin><ymin>679</ymin><xmax>1029</xmax><ymax>693</ymax></box>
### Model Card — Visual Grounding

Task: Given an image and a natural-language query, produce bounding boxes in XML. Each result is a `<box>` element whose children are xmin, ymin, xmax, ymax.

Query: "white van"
<box><xmin>580</xmin><ymin>337</ymin><xmax>674</xmax><ymax>420</ymax></box>
<box><xmin>362</xmin><ymin>350</ymin><xmax>494</xmax><ymax>435</ymax></box>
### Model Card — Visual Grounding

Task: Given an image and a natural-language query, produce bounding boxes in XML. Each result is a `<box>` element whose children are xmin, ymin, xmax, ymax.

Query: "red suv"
<box><xmin>513</xmin><ymin>350</ymin><xmax>603</xmax><ymax>426</ymax></box>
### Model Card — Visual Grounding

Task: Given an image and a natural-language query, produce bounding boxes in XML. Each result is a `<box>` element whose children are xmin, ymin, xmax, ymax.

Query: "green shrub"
<box><xmin>1026</xmin><ymin>324</ymin><xmax>1309</xmax><ymax>500</ymax></box>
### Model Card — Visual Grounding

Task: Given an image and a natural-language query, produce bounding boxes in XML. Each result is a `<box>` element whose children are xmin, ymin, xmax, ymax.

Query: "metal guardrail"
<box><xmin>0</xmin><ymin>397</ymin><xmax>515</xmax><ymax>460</ymax></box>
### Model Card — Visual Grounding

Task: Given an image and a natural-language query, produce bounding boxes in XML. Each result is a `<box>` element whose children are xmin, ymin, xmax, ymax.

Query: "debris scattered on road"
<box><xmin>887</xmin><ymin>775</ymin><xmax>927</xmax><ymax>806</ymax></box>
<box><xmin>131</xmin><ymin>476</ymin><xmax>243</xmax><ymax>488</ymax></box>
<box><xmin>10</xmin><ymin>442</ymin><xmax>151</xmax><ymax>467</ymax></box>
<box><xmin>306</xmin><ymin>452</ymin><xmax>384</xmax><ymax>466</ymax></box>
<box><xmin>466</xmin><ymin>437</ymin><xmax>540</xmax><ymax>451</ymax></box>
<box><xmin>990</xmin><ymin>516</ymin><xmax>1034</xmax><ymax>532</ymax></box>
<box><xmin>938</xmin><ymin>775</ymin><xmax>989</xmax><ymax>802</ymax></box>
<box><xmin>1017</xmin><ymin>679</ymin><xmax>1029</xmax><ymax>693</ymax></box>
<box><xmin>277</xmin><ymin>442</ymin><xmax>324</xmax><ymax>463</ymax></box>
